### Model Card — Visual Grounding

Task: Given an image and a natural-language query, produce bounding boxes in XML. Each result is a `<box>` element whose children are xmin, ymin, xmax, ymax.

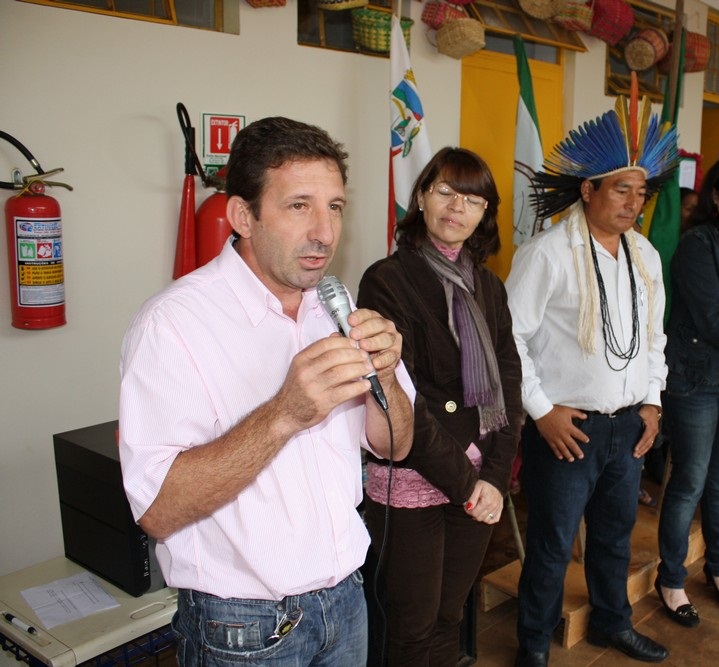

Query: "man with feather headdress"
<box><xmin>506</xmin><ymin>76</ymin><xmax>678</xmax><ymax>667</ymax></box>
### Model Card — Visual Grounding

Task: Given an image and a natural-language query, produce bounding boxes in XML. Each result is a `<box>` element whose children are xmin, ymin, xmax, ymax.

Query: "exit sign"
<box><xmin>202</xmin><ymin>113</ymin><xmax>245</xmax><ymax>170</ymax></box>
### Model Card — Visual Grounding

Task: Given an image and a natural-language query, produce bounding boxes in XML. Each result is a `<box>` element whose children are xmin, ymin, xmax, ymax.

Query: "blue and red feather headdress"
<box><xmin>531</xmin><ymin>73</ymin><xmax>679</xmax><ymax>219</ymax></box>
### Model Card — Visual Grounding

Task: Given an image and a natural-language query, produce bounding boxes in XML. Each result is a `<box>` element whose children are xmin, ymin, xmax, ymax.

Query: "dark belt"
<box><xmin>582</xmin><ymin>403</ymin><xmax>641</xmax><ymax>418</ymax></box>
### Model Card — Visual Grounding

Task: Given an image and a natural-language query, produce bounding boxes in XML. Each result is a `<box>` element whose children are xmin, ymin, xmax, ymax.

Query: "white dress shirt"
<box><xmin>505</xmin><ymin>217</ymin><xmax>667</xmax><ymax>421</ymax></box>
<box><xmin>119</xmin><ymin>239</ymin><xmax>415</xmax><ymax>600</ymax></box>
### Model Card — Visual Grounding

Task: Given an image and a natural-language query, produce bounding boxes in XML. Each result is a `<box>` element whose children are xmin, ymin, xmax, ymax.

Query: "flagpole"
<box><xmin>667</xmin><ymin>0</ymin><xmax>685</xmax><ymax>121</ymax></box>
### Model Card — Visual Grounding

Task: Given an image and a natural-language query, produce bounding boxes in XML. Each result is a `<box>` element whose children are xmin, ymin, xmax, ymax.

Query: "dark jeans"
<box><xmin>517</xmin><ymin>409</ymin><xmax>645</xmax><ymax>652</ymax></box>
<box><xmin>172</xmin><ymin>571</ymin><xmax>367</xmax><ymax>666</ymax></box>
<box><xmin>364</xmin><ymin>496</ymin><xmax>492</xmax><ymax>667</ymax></box>
<box><xmin>658</xmin><ymin>375</ymin><xmax>719</xmax><ymax>587</ymax></box>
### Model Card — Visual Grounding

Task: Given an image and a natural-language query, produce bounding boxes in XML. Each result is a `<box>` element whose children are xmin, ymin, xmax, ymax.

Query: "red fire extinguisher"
<box><xmin>173</xmin><ymin>103</ymin><xmax>232</xmax><ymax>279</ymax></box>
<box><xmin>1</xmin><ymin>131</ymin><xmax>72</xmax><ymax>329</ymax></box>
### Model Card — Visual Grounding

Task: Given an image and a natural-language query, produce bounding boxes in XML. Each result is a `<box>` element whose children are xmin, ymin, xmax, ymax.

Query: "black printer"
<box><xmin>53</xmin><ymin>420</ymin><xmax>165</xmax><ymax>597</ymax></box>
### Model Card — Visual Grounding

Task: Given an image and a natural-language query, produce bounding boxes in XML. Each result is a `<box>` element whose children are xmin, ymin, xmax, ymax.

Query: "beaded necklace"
<box><xmin>589</xmin><ymin>233</ymin><xmax>640</xmax><ymax>371</ymax></box>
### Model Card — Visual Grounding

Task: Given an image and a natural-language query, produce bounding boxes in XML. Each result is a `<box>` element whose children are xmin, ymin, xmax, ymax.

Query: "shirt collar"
<box><xmin>217</xmin><ymin>239</ymin><xmax>325</xmax><ymax>327</ymax></box>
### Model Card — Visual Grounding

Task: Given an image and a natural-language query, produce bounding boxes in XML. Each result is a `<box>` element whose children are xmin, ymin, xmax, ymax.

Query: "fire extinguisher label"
<box><xmin>14</xmin><ymin>217</ymin><xmax>65</xmax><ymax>307</ymax></box>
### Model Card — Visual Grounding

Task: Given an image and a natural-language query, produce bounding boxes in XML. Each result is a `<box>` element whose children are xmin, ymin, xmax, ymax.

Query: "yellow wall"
<box><xmin>459</xmin><ymin>50</ymin><xmax>564</xmax><ymax>280</ymax></box>
<box><xmin>701</xmin><ymin>106</ymin><xmax>719</xmax><ymax>172</ymax></box>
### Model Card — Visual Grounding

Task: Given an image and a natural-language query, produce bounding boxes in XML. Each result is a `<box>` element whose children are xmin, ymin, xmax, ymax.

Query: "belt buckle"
<box><xmin>608</xmin><ymin>404</ymin><xmax>634</xmax><ymax>418</ymax></box>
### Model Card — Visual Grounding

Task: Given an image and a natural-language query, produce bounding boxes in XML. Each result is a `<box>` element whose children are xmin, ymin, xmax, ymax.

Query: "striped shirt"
<box><xmin>119</xmin><ymin>239</ymin><xmax>414</xmax><ymax>600</ymax></box>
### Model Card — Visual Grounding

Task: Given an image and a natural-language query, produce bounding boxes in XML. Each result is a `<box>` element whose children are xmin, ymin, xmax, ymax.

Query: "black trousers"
<box><xmin>364</xmin><ymin>496</ymin><xmax>492</xmax><ymax>667</ymax></box>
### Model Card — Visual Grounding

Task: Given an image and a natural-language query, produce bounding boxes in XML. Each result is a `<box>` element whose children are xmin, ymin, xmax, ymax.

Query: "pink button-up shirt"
<box><xmin>119</xmin><ymin>240</ymin><xmax>414</xmax><ymax>601</ymax></box>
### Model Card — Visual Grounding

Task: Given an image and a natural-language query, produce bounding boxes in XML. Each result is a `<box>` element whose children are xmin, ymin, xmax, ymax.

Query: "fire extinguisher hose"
<box><xmin>0</xmin><ymin>131</ymin><xmax>72</xmax><ymax>192</ymax></box>
<box><xmin>177</xmin><ymin>103</ymin><xmax>223</xmax><ymax>191</ymax></box>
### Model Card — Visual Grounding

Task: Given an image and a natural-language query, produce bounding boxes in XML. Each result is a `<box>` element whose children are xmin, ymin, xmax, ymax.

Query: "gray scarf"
<box><xmin>419</xmin><ymin>240</ymin><xmax>508</xmax><ymax>437</ymax></box>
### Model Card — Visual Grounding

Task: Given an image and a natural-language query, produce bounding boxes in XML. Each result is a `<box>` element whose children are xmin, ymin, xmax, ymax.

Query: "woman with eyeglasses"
<box><xmin>357</xmin><ymin>147</ymin><xmax>523</xmax><ymax>666</ymax></box>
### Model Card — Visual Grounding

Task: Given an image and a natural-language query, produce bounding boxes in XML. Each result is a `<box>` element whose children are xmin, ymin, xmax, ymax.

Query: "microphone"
<box><xmin>317</xmin><ymin>276</ymin><xmax>389</xmax><ymax>411</ymax></box>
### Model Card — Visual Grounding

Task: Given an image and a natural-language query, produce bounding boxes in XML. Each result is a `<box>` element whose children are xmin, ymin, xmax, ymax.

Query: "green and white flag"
<box><xmin>512</xmin><ymin>35</ymin><xmax>546</xmax><ymax>247</ymax></box>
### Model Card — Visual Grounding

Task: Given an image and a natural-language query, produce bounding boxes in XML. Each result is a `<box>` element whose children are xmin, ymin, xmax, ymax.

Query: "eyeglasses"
<box><xmin>428</xmin><ymin>184</ymin><xmax>488</xmax><ymax>211</ymax></box>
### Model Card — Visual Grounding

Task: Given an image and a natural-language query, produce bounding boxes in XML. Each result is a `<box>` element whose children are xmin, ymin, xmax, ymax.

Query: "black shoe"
<box><xmin>704</xmin><ymin>562</ymin><xmax>719</xmax><ymax>600</ymax></box>
<box><xmin>654</xmin><ymin>579</ymin><xmax>699</xmax><ymax>627</ymax></box>
<box><xmin>514</xmin><ymin>646</ymin><xmax>549</xmax><ymax>667</ymax></box>
<box><xmin>586</xmin><ymin>627</ymin><xmax>668</xmax><ymax>662</ymax></box>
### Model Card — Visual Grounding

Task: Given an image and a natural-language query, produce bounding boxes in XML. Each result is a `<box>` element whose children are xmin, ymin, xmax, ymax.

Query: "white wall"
<box><xmin>0</xmin><ymin>0</ymin><xmax>460</xmax><ymax>576</ymax></box>
<box><xmin>0</xmin><ymin>0</ymin><xmax>711</xmax><ymax>577</ymax></box>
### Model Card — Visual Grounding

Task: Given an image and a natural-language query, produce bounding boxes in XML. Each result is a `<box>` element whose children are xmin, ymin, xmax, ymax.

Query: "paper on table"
<box><xmin>21</xmin><ymin>571</ymin><xmax>120</xmax><ymax>629</ymax></box>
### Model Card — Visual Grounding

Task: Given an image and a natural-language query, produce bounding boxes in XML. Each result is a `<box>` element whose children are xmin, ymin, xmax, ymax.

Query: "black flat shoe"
<box><xmin>704</xmin><ymin>562</ymin><xmax>719</xmax><ymax>600</ymax></box>
<box><xmin>587</xmin><ymin>627</ymin><xmax>668</xmax><ymax>662</ymax></box>
<box><xmin>654</xmin><ymin>579</ymin><xmax>699</xmax><ymax>627</ymax></box>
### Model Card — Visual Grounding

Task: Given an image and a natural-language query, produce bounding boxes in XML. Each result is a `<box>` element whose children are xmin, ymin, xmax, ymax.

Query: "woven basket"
<box><xmin>624</xmin><ymin>28</ymin><xmax>669</xmax><ymax>71</ymax></box>
<box><xmin>351</xmin><ymin>9</ymin><xmax>413</xmax><ymax>53</ymax></box>
<box><xmin>588</xmin><ymin>0</ymin><xmax>634</xmax><ymax>46</ymax></box>
<box><xmin>682</xmin><ymin>31</ymin><xmax>711</xmax><ymax>71</ymax></box>
<box><xmin>518</xmin><ymin>0</ymin><xmax>566</xmax><ymax>20</ymax></box>
<box><xmin>245</xmin><ymin>0</ymin><xmax>285</xmax><ymax>6</ymax></box>
<box><xmin>658</xmin><ymin>31</ymin><xmax>711</xmax><ymax>74</ymax></box>
<box><xmin>422</xmin><ymin>1</ymin><xmax>466</xmax><ymax>30</ymax></box>
<box><xmin>553</xmin><ymin>1</ymin><xmax>593</xmax><ymax>32</ymax></box>
<box><xmin>317</xmin><ymin>0</ymin><xmax>367</xmax><ymax>10</ymax></box>
<box><xmin>436</xmin><ymin>18</ymin><xmax>486</xmax><ymax>59</ymax></box>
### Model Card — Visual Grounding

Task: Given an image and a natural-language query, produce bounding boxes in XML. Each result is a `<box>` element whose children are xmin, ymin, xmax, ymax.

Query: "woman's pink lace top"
<box><xmin>365</xmin><ymin>444</ymin><xmax>482</xmax><ymax>508</ymax></box>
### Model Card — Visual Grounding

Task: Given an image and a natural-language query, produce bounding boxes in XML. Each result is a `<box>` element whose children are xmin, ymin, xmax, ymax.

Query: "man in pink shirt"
<box><xmin>119</xmin><ymin>116</ymin><xmax>415</xmax><ymax>666</ymax></box>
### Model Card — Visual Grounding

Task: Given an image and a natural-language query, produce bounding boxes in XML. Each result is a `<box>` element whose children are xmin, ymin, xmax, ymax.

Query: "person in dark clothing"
<box><xmin>358</xmin><ymin>147</ymin><xmax>523</xmax><ymax>666</ymax></box>
<box><xmin>656</xmin><ymin>159</ymin><xmax>719</xmax><ymax>626</ymax></box>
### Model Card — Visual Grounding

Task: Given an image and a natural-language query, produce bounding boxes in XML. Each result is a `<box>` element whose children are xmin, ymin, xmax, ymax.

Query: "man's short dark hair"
<box><xmin>225</xmin><ymin>117</ymin><xmax>349</xmax><ymax>219</ymax></box>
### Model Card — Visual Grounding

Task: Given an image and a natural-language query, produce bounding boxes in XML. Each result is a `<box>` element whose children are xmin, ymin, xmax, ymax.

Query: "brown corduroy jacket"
<box><xmin>357</xmin><ymin>246</ymin><xmax>524</xmax><ymax>505</ymax></box>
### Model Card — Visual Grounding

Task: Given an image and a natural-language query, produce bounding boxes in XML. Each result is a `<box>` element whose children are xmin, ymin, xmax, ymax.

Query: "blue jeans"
<box><xmin>172</xmin><ymin>571</ymin><xmax>367</xmax><ymax>666</ymax></box>
<box><xmin>517</xmin><ymin>409</ymin><xmax>645</xmax><ymax>652</ymax></box>
<box><xmin>658</xmin><ymin>374</ymin><xmax>719</xmax><ymax>587</ymax></box>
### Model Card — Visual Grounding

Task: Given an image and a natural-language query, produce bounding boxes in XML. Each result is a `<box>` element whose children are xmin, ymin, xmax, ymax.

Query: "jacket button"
<box><xmin>445</xmin><ymin>401</ymin><xmax>457</xmax><ymax>413</ymax></box>
<box><xmin>692</xmin><ymin>338</ymin><xmax>698</xmax><ymax>343</ymax></box>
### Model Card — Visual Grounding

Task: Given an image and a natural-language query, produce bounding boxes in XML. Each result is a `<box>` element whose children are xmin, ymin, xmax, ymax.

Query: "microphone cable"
<box><xmin>371</xmin><ymin>396</ymin><xmax>393</xmax><ymax>667</ymax></box>
<box><xmin>315</xmin><ymin>276</ymin><xmax>395</xmax><ymax>661</ymax></box>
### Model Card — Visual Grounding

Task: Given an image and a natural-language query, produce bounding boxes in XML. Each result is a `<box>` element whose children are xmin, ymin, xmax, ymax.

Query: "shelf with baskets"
<box><xmin>605</xmin><ymin>0</ymin><xmax>676</xmax><ymax>101</ymax></box>
<box><xmin>299</xmin><ymin>0</ymin><xmax>412</xmax><ymax>56</ymax></box>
